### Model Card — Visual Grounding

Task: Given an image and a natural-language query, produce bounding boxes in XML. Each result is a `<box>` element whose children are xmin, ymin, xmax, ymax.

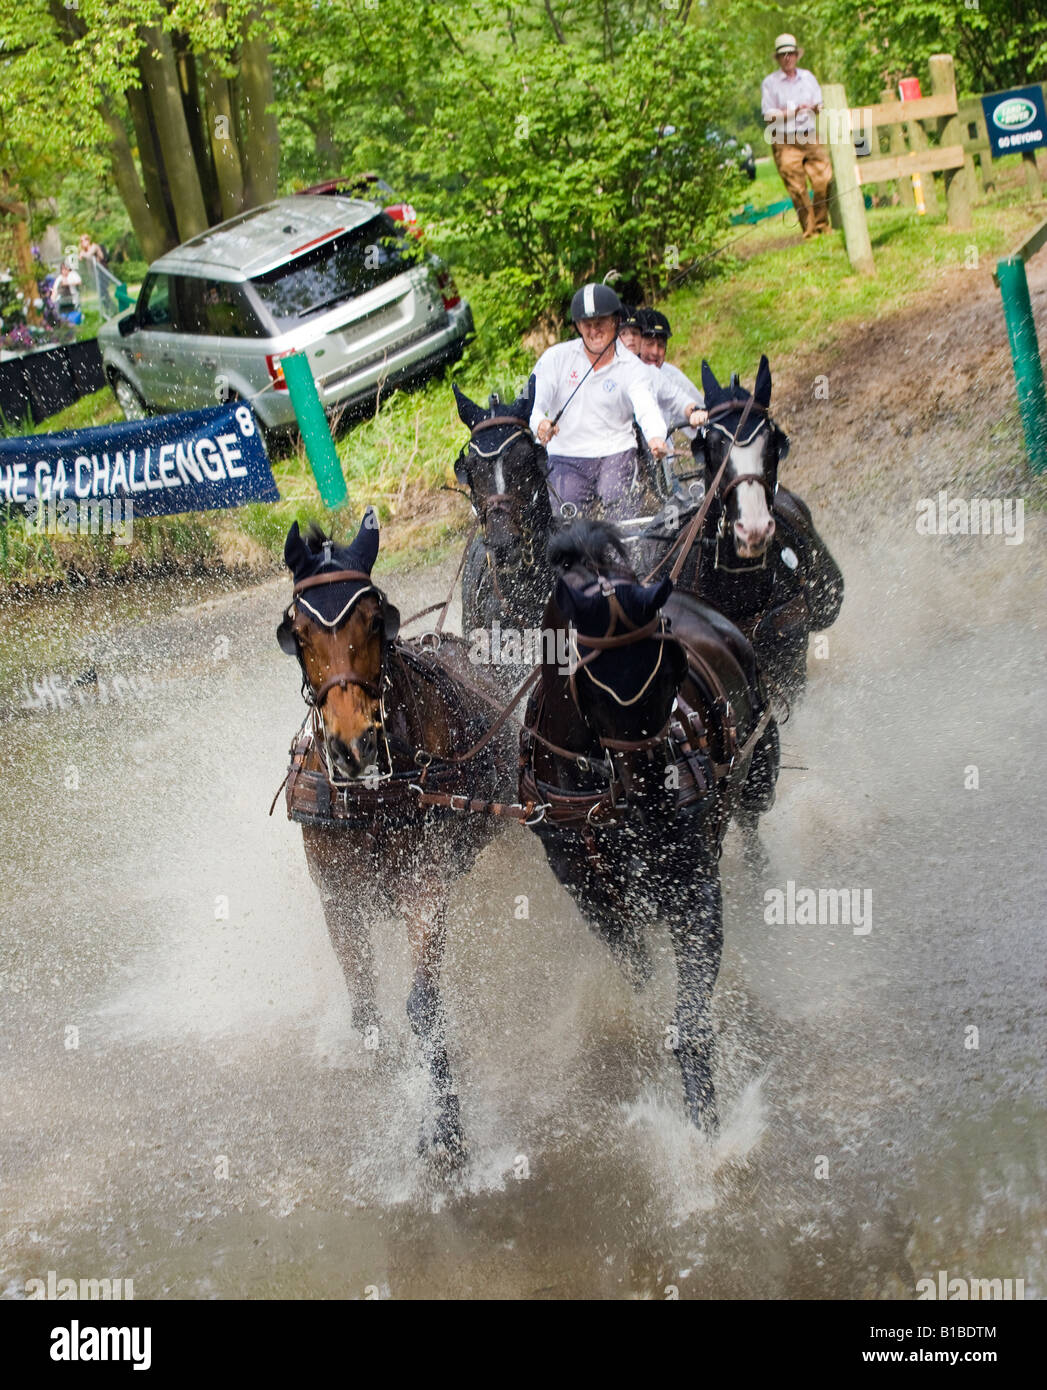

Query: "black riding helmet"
<box><xmin>618</xmin><ymin>303</ymin><xmax>643</xmax><ymax>330</ymax></box>
<box><xmin>570</xmin><ymin>282</ymin><xmax>623</xmax><ymax>323</ymax></box>
<box><xmin>638</xmin><ymin>307</ymin><xmax>672</xmax><ymax>339</ymax></box>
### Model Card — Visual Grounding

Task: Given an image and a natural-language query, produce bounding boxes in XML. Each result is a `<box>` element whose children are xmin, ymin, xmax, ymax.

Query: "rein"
<box><xmin>643</xmin><ymin>394</ymin><xmax>767</xmax><ymax>586</ymax></box>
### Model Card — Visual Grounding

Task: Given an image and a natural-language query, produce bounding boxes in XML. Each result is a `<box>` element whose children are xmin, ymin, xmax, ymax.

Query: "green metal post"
<box><xmin>281</xmin><ymin>350</ymin><xmax>348</xmax><ymax>507</ymax></box>
<box><xmin>997</xmin><ymin>255</ymin><xmax>1047</xmax><ymax>473</ymax></box>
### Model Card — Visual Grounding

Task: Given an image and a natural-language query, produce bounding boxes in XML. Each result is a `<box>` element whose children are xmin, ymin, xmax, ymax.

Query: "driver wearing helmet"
<box><xmin>637</xmin><ymin>308</ymin><xmax>707</xmax><ymax>439</ymax></box>
<box><xmin>530</xmin><ymin>283</ymin><xmax>668</xmax><ymax>520</ymax></box>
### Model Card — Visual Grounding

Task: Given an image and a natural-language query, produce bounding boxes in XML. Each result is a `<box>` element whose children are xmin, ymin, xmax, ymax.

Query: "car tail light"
<box><xmin>435</xmin><ymin>268</ymin><xmax>460</xmax><ymax>310</ymax></box>
<box><xmin>266</xmin><ymin>353</ymin><xmax>290</xmax><ymax>391</ymax></box>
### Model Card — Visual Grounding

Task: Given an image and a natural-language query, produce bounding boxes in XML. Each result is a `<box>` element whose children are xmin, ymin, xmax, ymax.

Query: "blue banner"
<box><xmin>0</xmin><ymin>403</ymin><xmax>279</xmax><ymax>517</ymax></box>
<box><xmin>981</xmin><ymin>85</ymin><xmax>1047</xmax><ymax>159</ymax></box>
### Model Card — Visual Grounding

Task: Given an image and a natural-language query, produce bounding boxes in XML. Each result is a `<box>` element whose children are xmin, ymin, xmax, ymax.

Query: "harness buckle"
<box><xmin>414</xmin><ymin>749</ymin><xmax>433</xmax><ymax>767</ymax></box>
<box><xmin>559</xmin><ymin>501</ymin><xmax>578</xmax><ymax>520</ymax></box>
<box><xmin>449</xmin><ymin>794</ymin><xmax>468</xmax><ymax>812</ymax></box>
<box><xmin>524</xmin><ymin>802</ymin><xmax>550</xmax><ymax>826</ymax></box>
<box><xmin>417</xmin><ymin>630</ymin><xmax>442</xmax><ymax>652</ymax></box>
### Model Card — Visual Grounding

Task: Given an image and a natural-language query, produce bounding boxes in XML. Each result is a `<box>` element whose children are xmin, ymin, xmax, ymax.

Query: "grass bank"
<box><xmin>2</xmin><ymin>175</ymin><xmax>1044</xmax><ymax>596</ymax></box>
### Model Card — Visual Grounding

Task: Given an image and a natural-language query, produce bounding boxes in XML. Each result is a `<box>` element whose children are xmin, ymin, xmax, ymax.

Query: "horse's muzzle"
<box><xmin>329</xmin><ymin>728</ymin><xmax>380</xmax><ymax>780</ymax></box>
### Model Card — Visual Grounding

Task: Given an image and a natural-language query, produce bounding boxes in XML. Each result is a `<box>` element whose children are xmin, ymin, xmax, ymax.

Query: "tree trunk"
<box><xmin>137</xmin><ymin>25</ymin><xmax>209</xmax><ymax>240</ymax></box>
<box><xmin>99</xmin><ymin>104</ymin><xmax>172</xmax><ymax>262</ymax></box>
<box><xmin>202</xmin><ymin>63</ymin><xmax>246</xmax><ymax>220</ymax></box>
<box><xmin>238</xmin><ymin>19</ymin><xmax>280</xmax><ymax>207</ymax></box>
<box><xmin>177</xmin><ymin>44</ymin><xmax>223</xmax><ymax>225</ymax></box>
<box><xmin>126</xmin><ymin>82</ymin><xmax>177</xmax><ymax>246</ymax></box>
<box><xmin>1</xmin><ymin>175</ymin><xmax>41</xmax><ymax>325</ymax></box>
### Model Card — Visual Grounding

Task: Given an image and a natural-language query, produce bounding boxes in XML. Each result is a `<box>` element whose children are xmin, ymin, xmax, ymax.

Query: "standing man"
<box><xmin>761</xmin><ymin>33</ymin><xmax>833</xmax><ymax>238</ymax></box>
<box><xmin>531</xmin><ymin>283</ymin><xmax>669</xmax><ymax>520</ymax></box>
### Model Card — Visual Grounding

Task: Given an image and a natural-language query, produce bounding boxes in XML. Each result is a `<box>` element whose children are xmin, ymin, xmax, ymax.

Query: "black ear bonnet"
<box><xmin>276</xmin><ymin>509</ymin><xmax>400</xmax><ymax>655</ymax></box>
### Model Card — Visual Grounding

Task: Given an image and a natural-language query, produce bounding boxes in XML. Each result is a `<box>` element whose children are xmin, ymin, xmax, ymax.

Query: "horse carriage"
<box><xmin>273</xmin><ymin>360</ymin><xmax>842</xmax><ymax>1170</ymax></box>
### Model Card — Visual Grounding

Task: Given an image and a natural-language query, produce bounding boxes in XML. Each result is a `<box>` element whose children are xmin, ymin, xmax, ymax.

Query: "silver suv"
<box><xmin>98</xmin><ymin>195</ymin><xmax>473</xmax><ymax>434</ymax></box>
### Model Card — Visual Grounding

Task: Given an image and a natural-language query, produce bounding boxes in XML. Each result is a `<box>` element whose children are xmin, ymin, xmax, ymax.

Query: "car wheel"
<box><xmin>111</xmin><ymin>374</ymin><xmax>148</xmax><ymax>421</ymax></box>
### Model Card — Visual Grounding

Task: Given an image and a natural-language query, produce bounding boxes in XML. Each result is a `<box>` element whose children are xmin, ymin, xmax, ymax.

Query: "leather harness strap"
<box><xmin>643</xmin><ymin>392</ymin><xmax>764</xmax><ymax>586</ymax></box>
<box><xmin>293</xmin><ymin>568</ymin><xmax>373</xmax><ymax>595</ymax></box>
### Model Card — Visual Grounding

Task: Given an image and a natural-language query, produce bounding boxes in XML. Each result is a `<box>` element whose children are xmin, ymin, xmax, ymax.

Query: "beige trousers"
<box><xmin>773</xmin><ymin>141</ymin><xmax>833</xmax><ymax>234</ymax></box>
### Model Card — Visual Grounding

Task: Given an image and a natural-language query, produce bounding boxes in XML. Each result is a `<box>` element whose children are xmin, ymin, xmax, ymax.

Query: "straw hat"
<box><xmin>775</xmin><ymin>33</ymin><xmax>804</xmax><ymax>57</ymax></box>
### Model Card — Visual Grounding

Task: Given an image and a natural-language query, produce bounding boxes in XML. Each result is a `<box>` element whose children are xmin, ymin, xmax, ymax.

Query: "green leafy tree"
<box><xmin>0</xmin><ymin>2</ymin><xmax>282</xmax><ymax>261</ymax></box>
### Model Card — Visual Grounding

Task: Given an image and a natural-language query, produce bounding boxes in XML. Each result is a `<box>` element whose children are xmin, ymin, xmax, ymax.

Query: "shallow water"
<box><xmin>0</xmin><ymin>522</ymin><xmax>1043</xmax><ymax>1300</ymax></box>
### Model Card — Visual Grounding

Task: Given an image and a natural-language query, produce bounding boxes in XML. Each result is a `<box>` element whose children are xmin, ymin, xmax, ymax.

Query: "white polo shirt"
<box><xmin>531</xmin><ymin>339</ymin><xmax>666</xmax><ymax>458</ymax></box>
<box><xmin>761</xmin><ymin>67</ymin><xmax>823</xmax><ymax>141</ymax></box>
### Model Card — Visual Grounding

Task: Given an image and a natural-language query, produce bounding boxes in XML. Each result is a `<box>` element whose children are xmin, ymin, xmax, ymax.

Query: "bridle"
<box><xmin>524</xmin><ymin>569</ymin><xmax>685</xmax><ymax>789</ymax></box>
<box><xmin>456</xmin><ymin>414</ymin><xmax>546</xmax><ymax>580</ymax></box>
<box><xmin>282</xmin><ymin>568</ymin><xmax>395</xmax><ymax>788</ymax></box>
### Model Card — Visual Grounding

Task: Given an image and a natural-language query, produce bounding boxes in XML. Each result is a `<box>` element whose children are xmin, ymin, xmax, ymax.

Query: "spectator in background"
<box><xmin>78</xmin><ymin>233</ymin><xmax>106</xmax><ymax>266</ymax></box>
<box><xmin>51</xmin><ymin>262</ymin><xmax>82</xmax><ymax>318</ymax></box>
<box><xmin>761</xmin><ymin>33</ymin><xmax>833</xmax><ymax>239</ymax></box>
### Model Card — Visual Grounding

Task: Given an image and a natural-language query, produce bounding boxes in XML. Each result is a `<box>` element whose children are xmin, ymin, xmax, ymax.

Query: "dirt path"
<box><xmin>767</xmin><ymin>241</ymin><xmax>1047</xmax><ymax>523</ymax></box>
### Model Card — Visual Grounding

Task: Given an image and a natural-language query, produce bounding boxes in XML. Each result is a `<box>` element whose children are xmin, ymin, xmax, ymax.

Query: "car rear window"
<box><xmin>250</xmin><ymin>216</ymin><xmax>413</xmax><ymax>326</ymax></box>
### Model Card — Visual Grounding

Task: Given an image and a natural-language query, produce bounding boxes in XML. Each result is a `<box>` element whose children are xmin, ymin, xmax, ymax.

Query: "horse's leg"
<box><xmin>736</xmin><ymin>716</ymin><xmax>780</xmax><ymax>871</ymax></box>
<box><xmin>403</xmin><ymin>887</ymin><xmax>465</xmax><ymax>1167</ymax></box>
<box><xmin>665</xmin><ymin>856</ymin><xmax>723</xmax><ymax>1134</ymax></box>
<box><xmin>303</xmin><ymin>829</ymin><xmax>380</xmax><ymax>1035</ymax></box>
<box><xmin>538</xmin><ymin>829</ymin><xmax>653</xmax><ymax>990</ymax></box>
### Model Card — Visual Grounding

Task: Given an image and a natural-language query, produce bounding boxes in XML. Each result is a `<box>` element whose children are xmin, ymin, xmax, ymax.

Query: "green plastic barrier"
<box><xmin>280</xmin><ymin>350</ymin><xmax>348</xmax><ymax>507</ymax></box>
<box><xmin>997</xmin><ymin>255</ymin><xmax>1047</xmax><ymax>474</ymax></box>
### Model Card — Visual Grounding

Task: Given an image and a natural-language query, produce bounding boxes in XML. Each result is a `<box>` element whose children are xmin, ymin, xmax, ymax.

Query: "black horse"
<box><xmin>453</xmin><ymin>379</ymin><xmax>558</xmax><ymax>660</ymax></box>
<box><xmin>454</xmin><ymin>378</ymin><xmax>780</xmax><ymax>858</ymax></box>
<box><xmin>520</xmin><ymin>520</ymin><xmax>778</xmax><ymax>1131</ymax></box>
<box><xmin>634</xmin><ymin>357</ymin><xmax>843</xmax><ymax>699</ymax></box>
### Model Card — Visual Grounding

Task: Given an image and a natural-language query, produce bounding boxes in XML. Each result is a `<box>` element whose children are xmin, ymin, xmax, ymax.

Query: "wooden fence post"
<box><xmin>929</xmin><ymin>55</ymin><xmax>974</xmax><ymax>229</ymax></box>
<box><xmin>882</xmin><ymin>88</ymin><xmax>915</xmax><ymax>206</ymax></box>
<box><xmin>822</xmin><ymin>84</ymin><xmax>876</xmax><ymax>275</ymax></box>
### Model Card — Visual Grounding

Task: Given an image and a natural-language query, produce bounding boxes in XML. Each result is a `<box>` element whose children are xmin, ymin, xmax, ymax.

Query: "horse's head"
<box><xmin>697</xmin><ymin>355</ymin><xmax>790</xmax><ymax>561</ymax></box>
<box><xmin>547</xmin><ymin>521</ymin><xmax>687</xmax><ymax>769</ymax></box>
<box><xmin>453</xmin><ymin>377</ymin><xmax>551</xmax><ymax>567</ymax></box>
<box><xmin>277</xmin><ymin>510</ymin><xmax>401</xmax><ymax>781</ymax></box>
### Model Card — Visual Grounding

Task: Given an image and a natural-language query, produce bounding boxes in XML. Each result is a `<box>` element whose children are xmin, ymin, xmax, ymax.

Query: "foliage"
<box><xmin>802</xmin><ymin>0</ymin><xmax>1047</xmax><ymax>103</ymax></box>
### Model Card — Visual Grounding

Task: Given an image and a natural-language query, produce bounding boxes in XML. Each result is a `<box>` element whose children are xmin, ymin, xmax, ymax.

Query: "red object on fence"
<box><xmin>898</xmin><ymin>78</ymin><xmax>922</xmax><ymax>101</ymax></box>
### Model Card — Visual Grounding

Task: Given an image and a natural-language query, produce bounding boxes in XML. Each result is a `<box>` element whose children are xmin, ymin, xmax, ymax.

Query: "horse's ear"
<box><xmin>753</xmin><ymin>354</ymin><xmax>772</xmax><ymax>408</ymax></box>
<box><xmin>453</xmin><ymin>382</ymin><xmax>485</xmax><ymax>429</ymax></box>
<box><xmin>554</xmin><ymin>574</ymin><xmax>604</xmax><ymax>631</ymax></box>
<box><xmin>346</xmin><ymin>506</ymin><xmax>380</xmax><ymax>574</ymax></box>
<box><xmin>701</xmin><ymin>360</ymin><xmax>724</xmax><ymax>408</ymax></box>
<box><xmin>382</xmin><ymin>601</ymin><xmax>401</xmax><ymax>643</ymax></box>
<box><xmin>509</xmin><ymin>372</ymin><xmax>536</xmax><ymax>421</ymax></box>
<box><xmin>284</xmin><ymin>520</ymin><xmax>309</xmax><ymax>575</ymax></box>
<box><xmin>276</xmin><ymin>608</ymin><xmax>298</xmax><ymax>656</ymax></box>
<box><xmin>618</xmin><ymin>575</ymin><xmax>672</xmax><ymax>625</ymax></box>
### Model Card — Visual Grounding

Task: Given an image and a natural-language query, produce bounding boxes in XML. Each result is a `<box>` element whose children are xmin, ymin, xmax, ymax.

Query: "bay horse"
<box><xmin>520</xmin><ymin>520</ymin><xmax>777</xmax><ymax>1132</ymax></box>
<box><xmin>275</xmin><ymin>510</ymin><xmax>518</xmax><ymax>1169</ymax></box>
<box><xmin>634</xmin><ymin>356</ymin><xmax>844</xmax><ymax>699</ymax></box>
